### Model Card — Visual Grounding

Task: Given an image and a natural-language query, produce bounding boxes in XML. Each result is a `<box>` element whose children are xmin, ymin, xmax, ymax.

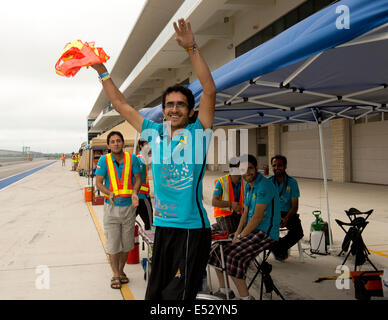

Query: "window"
<box><xmin>257</xmin><ymin>144</ymin><xmax>267</xmax><ymax>157</ymax></box>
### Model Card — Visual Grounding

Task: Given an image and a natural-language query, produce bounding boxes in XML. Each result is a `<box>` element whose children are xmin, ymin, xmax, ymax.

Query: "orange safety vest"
<box><xmin>214</xmin><ymin>174</ymin><xmax>245</xmax><ymax>218</ymax></box>
<box><xmin>136</xmin><ymin>153</ymin><xmax>150</xmax><ymax>195</ymax></box>
<box><xmin>104</xmin><ymin>152</ymin><xmax>134</xmax><ymax>199</ymax></box>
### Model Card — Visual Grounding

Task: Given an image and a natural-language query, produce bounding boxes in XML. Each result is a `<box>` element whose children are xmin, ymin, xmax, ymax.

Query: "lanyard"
<box><xmin>274</xmin><ymin>174</ymin><xmax>288</xmax><ymax>198</ymax></box>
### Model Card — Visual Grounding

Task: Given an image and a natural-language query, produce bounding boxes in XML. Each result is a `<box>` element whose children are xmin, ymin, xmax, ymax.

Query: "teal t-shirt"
<box><xmin>96</xmin><ymin>153</ymin><xmax>141</xmax><ymax>206</ymax></box>
<box><xmin>244</xmin><ymin>173</ymin><xmax>280</xmax><ymax>240</ymax></box>
<box><xmin>213</xmin><ymin>178</ymin><xmax>241</xmax><ymax>202</ymax></box>
<box><xmin>140</xmin><ymin>118</ymin><xmax>212</xmax><ymax>229</ymax></box>
<box><xmin>136</xmin><ymin>152</ymin><xmax>149</xmax><ymax>200</ymax></box>
<box><xmin>268</xmin><ymin>175</ymin><xmax>300</xmax><ymax>213</ymax></box>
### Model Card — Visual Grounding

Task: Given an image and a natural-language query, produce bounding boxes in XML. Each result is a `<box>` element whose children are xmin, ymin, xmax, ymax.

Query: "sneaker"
<box><xmin>239</xmin><ymin>295</ymin><xmax>256</xmax><ymax>300</ymax></box>
<box><xmin>213</xmin><ymin>289</ymin><xmax>236</xmax><ymax>299</ymax></box>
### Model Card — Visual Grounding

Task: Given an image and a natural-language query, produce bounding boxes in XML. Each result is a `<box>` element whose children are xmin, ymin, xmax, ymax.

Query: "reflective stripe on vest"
<box><xmin>104</xmin><ymin>152</ymin><xmax>133</xmax><ymax>199</ymax></box>
<box><xmin>137</xmin><ymin>153</ymin><xmax>150</xmax><ymax>195</ymax></box>
<box><xmin>214</xmin><ymin>174</ymin><xmax>245</xmax><ymax>218</ymax></box>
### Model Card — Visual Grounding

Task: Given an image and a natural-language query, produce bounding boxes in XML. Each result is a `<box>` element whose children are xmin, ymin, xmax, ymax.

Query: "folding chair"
<box><xmin>136</xmin><ymin>220</ymin><xmax>155</xmax><ymax>283</ymax></box>
<box><xmin>335</xmin><ymin>208</ymin><xmax>378</xmax><ymax>271</ymax></box>
<box><xmin>247</xmin><ymin>249</ymin><xmax>285</xmax><ymax>300</ymax></box>
<box><xmin>205</xmin><ymin>237</ymin><xmax>233</xmax><ymax>299</ymax></box>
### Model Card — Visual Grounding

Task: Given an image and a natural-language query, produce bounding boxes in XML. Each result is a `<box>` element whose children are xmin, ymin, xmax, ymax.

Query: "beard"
<box><xmin>274</xmin><ymin>170</ymin><xmax>284</xmax><ymax>177</ymax></box>
<box><xmin>171</xmin><ymin>118</ymin><xmax>189</xmax><ymax>129</ymax></box>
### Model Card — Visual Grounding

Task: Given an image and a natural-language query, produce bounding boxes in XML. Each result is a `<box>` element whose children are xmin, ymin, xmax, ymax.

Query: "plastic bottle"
<box><xmin>310</xmin><ymin>230</ymin><xmax>326</xmax><ymax>254</ymax></box>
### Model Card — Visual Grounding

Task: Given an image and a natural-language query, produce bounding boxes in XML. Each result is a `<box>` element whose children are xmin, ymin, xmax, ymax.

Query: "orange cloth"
<box><xmin>55</xmin><ymin>40</ymin><xmax>110</xmax><ymax>77</ymax></box>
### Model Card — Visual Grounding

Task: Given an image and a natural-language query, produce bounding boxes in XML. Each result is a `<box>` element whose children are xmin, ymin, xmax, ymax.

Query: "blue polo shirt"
<box><xmin>213</xmin><ymin>177</ymin><xmax>241</xmax><ymax>202</ymax></box>
<box><xmin>96</xmin><ymin>153</ymin><xmax>141</xmax><ymax>206</ymax></box>
<box><xmin>244</xmin><ymin>173</ymin><xmax>280</xmax><ymax>241</ymax></box>
<box><xmin>268</xmin><ymin>175</ymin><xmax>300</xmax><ymax>213</ymax></box>
<box><xmin>136</xmin><ymin>152</ymin><xmax>149</xmax><ymax>200</ymax></box>
<box><xmin>140</xmin><ymin>118</ymin><xmax>212</xmax><ymax>229</ymax></box>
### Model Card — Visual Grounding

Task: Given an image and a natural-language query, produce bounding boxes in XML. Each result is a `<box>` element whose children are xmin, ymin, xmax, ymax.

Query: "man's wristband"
<box><xmin>99</xmin><ymin>72</ymin><xmax>111</xmax><ymax>82</ymax></box>
<box><xmin>185</xmin><ymin>43</ymin><xmax>197</xmax><ymax>53</ymax></box>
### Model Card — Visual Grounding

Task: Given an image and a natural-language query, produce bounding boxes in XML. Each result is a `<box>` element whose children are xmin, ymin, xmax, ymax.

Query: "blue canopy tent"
<box><xmin>140</xmin><ymin>0</ymin><xmax>388</xmax><ymax>249</ymax></box>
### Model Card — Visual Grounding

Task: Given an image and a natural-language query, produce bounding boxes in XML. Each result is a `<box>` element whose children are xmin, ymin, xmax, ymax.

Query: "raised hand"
<box><xmin>173</xmin><ymin>18</ymin><xmax>195</xmax><ymax>49</ymax></box>
<box><xmin>91</xmin><ymin>63</ymin><xmax>107</xmax><ymax>75</ymax></box>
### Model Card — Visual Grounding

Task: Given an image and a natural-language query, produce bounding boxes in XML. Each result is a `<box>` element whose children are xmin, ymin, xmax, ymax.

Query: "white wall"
<box><xmin>351</xmin><ymin>121</ymin><xmax>388</xmax><ymax>185</ymax></box>
<box><xmin>280</xmin><ymin>123</ymin><xmax>332</xmax><ymax>179</ymax></box>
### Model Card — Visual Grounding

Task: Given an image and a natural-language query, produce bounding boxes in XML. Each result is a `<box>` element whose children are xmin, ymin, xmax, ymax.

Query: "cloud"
<box><xmin>0</xmin><ymin>0</ymin><xmax>146</xmax><ymax>153</ymax></box>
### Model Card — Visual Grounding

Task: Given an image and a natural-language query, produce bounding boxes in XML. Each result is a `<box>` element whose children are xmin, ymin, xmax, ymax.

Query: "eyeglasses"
<box><xmin>164</xmin><ymin>101</ymin><xmax>188</xmax><ymax>109</ymax></box>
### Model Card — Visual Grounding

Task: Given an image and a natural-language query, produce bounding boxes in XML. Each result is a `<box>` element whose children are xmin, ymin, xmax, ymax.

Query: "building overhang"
<box><xmin>88</xmin><ymin>0</ymin><xmax>184</xmax><ymax>120</ymax></box>
<box><xmin>90</xmin><ymin>110</ymin><xmax>124</xmax><ymax>133</ymax></box>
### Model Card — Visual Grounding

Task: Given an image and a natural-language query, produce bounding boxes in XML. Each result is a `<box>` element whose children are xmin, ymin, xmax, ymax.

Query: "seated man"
<box><xmin>212</xmin><ymin>157</ymin><xmax>245</xmax><ymax>233</ymax></box>
<box><xmin>208</xmin><ymin>154</ymin><xmax>280</xmax><ymax>300</ymax></box>
<box><xmin>268</xmin><ymin>155</ymin><xmax>304</xmax><ymax>261</ymax></box>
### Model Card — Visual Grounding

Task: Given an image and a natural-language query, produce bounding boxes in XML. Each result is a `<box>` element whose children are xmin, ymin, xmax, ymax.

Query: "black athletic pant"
<box><xmin>272</xmin><ymin>211</ymin><xmax>304</xmax><ymax>256</ymax></box>
<box><xmin>145</xmin><ymin>226</ymin><xmax>211</xmax><ymax>300</ymax></box>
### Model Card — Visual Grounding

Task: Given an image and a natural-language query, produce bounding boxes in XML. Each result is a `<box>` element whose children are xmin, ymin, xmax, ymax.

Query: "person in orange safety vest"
<box><xmin>61</xmin><ymin>154</ymin><xmax>66</xmax><ymax>166</ymax></box>
<box><xmin>135</xmin><ymin>139</ymin><xmax>154</xmax><ymax>230</ymax></box>
<box><xmin>95</xmin><ymin>131</ymin><xmax>141</xmax><ymax>290</ymax></box>
<box><xmin>212</xmin><ymin>157</ymin><xmax>245</xmax><ymax>233</ymax></box>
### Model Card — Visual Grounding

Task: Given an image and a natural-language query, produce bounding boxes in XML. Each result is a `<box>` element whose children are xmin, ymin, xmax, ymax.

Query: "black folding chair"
<box><xmin>335</xmin><ymin>208</ymin><xmax>378</xmax><ymax>271</ymax></box>
<box><xmin>247</xmin><ymin>249</ymin><xmax>285</xmax><ymax>300</ymax></box>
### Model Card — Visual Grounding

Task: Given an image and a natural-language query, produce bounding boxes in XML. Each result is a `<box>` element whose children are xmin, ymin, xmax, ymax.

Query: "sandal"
<box><xmin>119</xmin><ymin>273</ymin><xmax>129</xmax><ymax>284</ymax></box>
<box><xmin>111</xmin><ymin>277</ymin><xmax>121</xmax><ymax>289</ymax></box>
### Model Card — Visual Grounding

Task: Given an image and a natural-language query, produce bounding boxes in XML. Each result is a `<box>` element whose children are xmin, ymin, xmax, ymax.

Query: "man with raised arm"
<box><xmin>91</xmin><ymin>18</ymin><xmax>216</xmax><ymax>300</ymax></box>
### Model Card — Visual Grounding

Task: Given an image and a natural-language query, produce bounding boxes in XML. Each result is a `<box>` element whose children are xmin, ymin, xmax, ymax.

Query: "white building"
<box><xmin>87</xmin><ymin>0</ymin><xmax>388</xmax><ymax>185</ymax></box>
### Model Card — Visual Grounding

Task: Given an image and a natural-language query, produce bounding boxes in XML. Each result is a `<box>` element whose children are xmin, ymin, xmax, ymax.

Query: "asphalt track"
<box><xmin>0</xmin><ymin>160</ymin><xmax>56</xmax><ymax>191</ymax></box>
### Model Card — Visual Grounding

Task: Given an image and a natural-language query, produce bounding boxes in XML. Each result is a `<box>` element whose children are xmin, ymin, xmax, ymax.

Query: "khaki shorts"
<box><xmin>103</xmin><ymin>203</ymin><xmax>136</xmax><ymax>255</ymax></box>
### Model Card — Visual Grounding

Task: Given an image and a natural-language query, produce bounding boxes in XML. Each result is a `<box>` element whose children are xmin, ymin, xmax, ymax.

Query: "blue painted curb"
<box><xmin>0</xmin><ymin>161</ymin><xmax>57</xmax><ymax>191</ymax></box>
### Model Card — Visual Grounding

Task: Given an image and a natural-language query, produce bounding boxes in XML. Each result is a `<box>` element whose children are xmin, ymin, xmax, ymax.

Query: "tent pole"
<box><xmin>317</xmin><ymin>121</ymin><xmax>334</xmax><ymax>252</ymax></box>
<box><xmin>134</xmin><ymin>131</ymin><xmax>139</xmax><ymax>154</ymax></box>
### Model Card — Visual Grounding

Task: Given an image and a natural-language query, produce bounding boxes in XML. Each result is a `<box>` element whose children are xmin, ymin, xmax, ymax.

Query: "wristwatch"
<box><xmin>237</xmin><ymin>234</ymin><xmax>241</xmax><ymax>240</ymax></box>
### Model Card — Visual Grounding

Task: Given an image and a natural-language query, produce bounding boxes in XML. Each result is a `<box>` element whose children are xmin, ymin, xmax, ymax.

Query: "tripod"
<box><xmin>336</xmin><ymin>208</ymin><xmax>378</xmax><ymax>271</ymax></box>
<box><xmin>247</xmin><ymin>250</ymin><xmax>285</xmax><ymax>300</ymax></box>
